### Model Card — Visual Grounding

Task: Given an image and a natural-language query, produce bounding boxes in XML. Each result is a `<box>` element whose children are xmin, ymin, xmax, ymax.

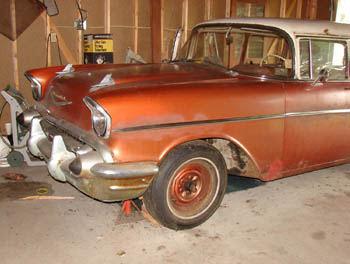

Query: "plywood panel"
<box><xmin>139</xmin><ymin>0</ymin><xmax>151</xmax><ymax>27</ymax></box>
<box><xmin>0</xmin><ymin>35</ymin><xmax>13</xmax><ymax>90</ymax></box>
<box><xmin>45</xmin><ymin>1</ymin><xmax>80</xmax><ymax>65</ymax></box>
<box><xmin>317</xmin><ymin>0</ymin><xmax>330</xmax><ymax>20</ymax></box>
<box><xmin>267</xmin><ymin>0</ymin><xmax>281</xmax><ymax>18</ymax></box>
<box><xmin>212</xmin><ymin>0</ymin><xmax>226</xmax><ymax>19</ymax></box>
<box><xmin>188</xmin><ymin>0</ymin><xmax>205</xmax><ymax>29</ymax></box>
<box><xmin>84</xmin><ymin>28</ymin><xmax>106</xmax><ymax>35</ymax></box>
<box><xmin>82</xmin><ymin>0</ymin><xmax>104</xmax><ymax>29</ymax></box>
<box><xmin>163</xmin><ymin>0</ymin><xmax>182</xmax><ymax>30</ymax></box>
<box><xmin>51</xmin><ymin>1</ymin><xmax>76</xmax><ymax>26</ymax></box>
<box><xmin>50</xmin><ymin>27</ymin><xmax>76</xmax><ymax>66</ymax></box>
<box><xmin>110</xmin><ymin>27</ymin><xmax>134</xmax><ymax>63</ymax></box>
<box><xmin>17</xmin><ymin>16</ymin><xmax>46</xmax><ymax>106</ymax></box>
<box><xmin>110</xmin><ymin>0</ymin><xmax>134</xmax><ymax>26</ymax></box>
<box><xmin>163</xmin><ymin>0</ymin><xmax>182</xmax><ymax>60</ymax></box>
<box><xmin>0</xmin><ymin>33</ymin><xmax>14</xmax><ymax>127</ymax></box>
<box><xmin>138</xmin><ymin>28</ymin><xmax>152</xmax><ymax>63</ymax></box>
<box><xmin>109</xmin><ymin>1</ymin><xmax>139</xmax><ymax>63</ymax></box>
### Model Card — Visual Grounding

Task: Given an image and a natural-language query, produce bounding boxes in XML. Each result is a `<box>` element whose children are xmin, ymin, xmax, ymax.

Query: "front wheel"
<box><xmin>143</xmin><ymin>141</ymin><xmax>227</xmax><ymax>230</ymax></box>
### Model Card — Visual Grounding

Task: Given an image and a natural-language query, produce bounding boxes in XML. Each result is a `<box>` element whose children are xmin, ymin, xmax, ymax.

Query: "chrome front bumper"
<box><xmin>28</xmin><ymin>117</ymin><xmax>158</xmax><ymax>201</ymax></box>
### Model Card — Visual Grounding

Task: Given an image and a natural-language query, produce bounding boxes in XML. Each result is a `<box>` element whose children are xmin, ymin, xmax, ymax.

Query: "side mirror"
<box><xmin>170</xmin><ymin>28</ymin><xmax>183</xmax><ymax>61</ymax></box>
<box><xmin>312</xmin><ymin>68</ymin><xmax>330</xmax><ymax>86</ymax></box>
<box><xmin>43</xmin><ymin>0</ymin><xmax>59</xmax><ymax>16</ymax></box>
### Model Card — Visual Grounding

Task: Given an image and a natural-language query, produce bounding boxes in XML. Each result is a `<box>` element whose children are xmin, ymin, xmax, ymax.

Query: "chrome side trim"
<box><xmin>113</xmin><ymin>114</ymin><xmax>285</xmax><ymax>133</ymax></box>
<box><xmin>112</xmin><ymin>108</ymin><xmax>350</xmax><ymax>133</ymax></box>
<box><xmin>286</xmin><ymin>109</ymin><xmax>350</xmax><ymax>117</ymax></box>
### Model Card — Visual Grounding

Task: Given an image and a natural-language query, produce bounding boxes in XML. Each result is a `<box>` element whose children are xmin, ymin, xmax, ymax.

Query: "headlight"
<box><xmin>24</xmin><ymin>72</ymin><xmax>42</xmax><ymax>101</ymax></box>
<box><xmin>83</xmin><ymin>96</ymin><xmax>111</xmax><ymax>138</ymax></box>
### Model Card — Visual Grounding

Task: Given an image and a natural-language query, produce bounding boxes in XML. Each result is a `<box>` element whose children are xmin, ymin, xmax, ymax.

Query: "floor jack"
<box><xmin>0</xmin><ymin>85</ymin><xmax>45</xmax><ymax>167</ymax></box>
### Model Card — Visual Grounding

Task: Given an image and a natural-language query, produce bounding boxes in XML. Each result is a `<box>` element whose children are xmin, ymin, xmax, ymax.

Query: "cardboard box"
<box><xmin>84</xmin><ymin>34</ymin><xmax>114</xmax><ymax>64</ymax></box>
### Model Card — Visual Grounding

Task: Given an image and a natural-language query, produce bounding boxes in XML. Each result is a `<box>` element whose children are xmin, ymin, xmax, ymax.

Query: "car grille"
<box><xmin>40</xmin><ymin>119</ymin><xmax>87</xmax><ymax>153</ymax></box>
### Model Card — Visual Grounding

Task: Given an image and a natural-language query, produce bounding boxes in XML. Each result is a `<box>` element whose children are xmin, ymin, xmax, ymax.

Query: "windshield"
<box><xmin>176</xmin><ymin>26</ymin><xmax>293</xmax><ymax>78</ymax></box>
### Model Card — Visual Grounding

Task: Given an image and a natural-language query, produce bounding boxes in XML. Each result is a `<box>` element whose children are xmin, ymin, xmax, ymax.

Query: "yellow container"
<box><xmin>84</xmin><ymin>34</ymin><xmax>114</xmax><ymax>64</ymax></box>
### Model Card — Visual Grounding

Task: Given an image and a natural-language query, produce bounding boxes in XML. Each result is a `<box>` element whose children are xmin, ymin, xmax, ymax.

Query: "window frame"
<box><xmin>297</xmin><ymin>37</ymin><xmax>350</xmax><ymax>81</ymax></box>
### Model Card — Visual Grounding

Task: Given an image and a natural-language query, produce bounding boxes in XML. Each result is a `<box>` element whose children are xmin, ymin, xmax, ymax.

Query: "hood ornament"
<box><xmin>56</xmin><ymin>64</ymin><xmax>75</xmax><ymax>75</ymax></box>
<box><xmin>89</xmin><ymin>74</ymin><xmax>115</xmax><ymax>92</ymax></box>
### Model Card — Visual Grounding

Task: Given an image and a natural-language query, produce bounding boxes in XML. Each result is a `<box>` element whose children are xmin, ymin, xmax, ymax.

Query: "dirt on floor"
<box><xmin>0</xmin><ymin>164</ymin><xmax>350</xmax><ymax>264</ymax></box>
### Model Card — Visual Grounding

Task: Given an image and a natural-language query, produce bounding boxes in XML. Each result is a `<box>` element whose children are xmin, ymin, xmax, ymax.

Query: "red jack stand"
<box><xmin>120</xmin><ymin>200</ymin><xmax>140</xmax><ymax>216</ymax></box>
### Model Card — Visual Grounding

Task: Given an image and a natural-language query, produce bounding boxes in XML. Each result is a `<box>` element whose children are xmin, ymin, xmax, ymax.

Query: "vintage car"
<box><xmin>22</xmin><ymin>18</ymin><xmax>350</xmax><ymax>230</ymax></box>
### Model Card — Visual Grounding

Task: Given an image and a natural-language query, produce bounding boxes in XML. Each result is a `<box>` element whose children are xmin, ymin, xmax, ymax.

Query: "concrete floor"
<box><xmin>0</xmin><ymin>163</ymin><xmax>350</xmax><ymax>264</ymax></box>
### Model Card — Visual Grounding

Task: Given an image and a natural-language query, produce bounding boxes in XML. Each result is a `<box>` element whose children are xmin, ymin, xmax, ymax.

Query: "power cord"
<box><xmin>75</xmin><ymin>0</ymin><xmax>88</xmax><ymax>24</ymax></box>
<box><xmin>46</xmin><ymin>32</ymin><xmax>63</xmax><ymax>67</ymax></box>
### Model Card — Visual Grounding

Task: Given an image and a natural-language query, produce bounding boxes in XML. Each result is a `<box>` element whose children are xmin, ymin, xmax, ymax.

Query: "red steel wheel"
<box><xmin>143</xmin><ymin>141</ymin><xmax>227</xmax><ymax>230</ymax></box>
<box><xmin>167</xmin><ymin>158</ymin><xmax>219</xmax><ymax>219</ymax></box>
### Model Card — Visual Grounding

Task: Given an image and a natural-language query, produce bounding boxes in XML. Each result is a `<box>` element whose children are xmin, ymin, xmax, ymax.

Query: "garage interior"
<box><xmin>1</xmin><ymin>0</ymin><xmax>350</xmax><ymax>263</ymax></box>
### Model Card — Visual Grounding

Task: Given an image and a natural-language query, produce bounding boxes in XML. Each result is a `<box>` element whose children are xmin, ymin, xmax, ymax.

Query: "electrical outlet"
<box><xmin>50</xmin><ymin>32</ymin><xmax>57</xmax><ymax>42</ymax></box>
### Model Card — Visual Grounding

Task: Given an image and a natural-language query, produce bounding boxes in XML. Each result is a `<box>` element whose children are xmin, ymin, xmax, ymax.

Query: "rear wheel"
<box><xmin>143</xmin><ymin>141</ymin><xmax>227</xmax><ymax>230</ymax></box>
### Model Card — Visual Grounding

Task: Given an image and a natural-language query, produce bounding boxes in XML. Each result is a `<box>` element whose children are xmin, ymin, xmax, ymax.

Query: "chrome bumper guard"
<box><xmin>28</xmin><ymin>117</ymin><xmax>158</xmax><ymax>201</ymax></box>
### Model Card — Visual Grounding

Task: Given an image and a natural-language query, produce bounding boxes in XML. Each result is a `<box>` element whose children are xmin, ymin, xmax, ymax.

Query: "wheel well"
<box><xmin>204</xmin><ymin>138</ymin><xmax>259</xmax><ymax>178</ymax></box>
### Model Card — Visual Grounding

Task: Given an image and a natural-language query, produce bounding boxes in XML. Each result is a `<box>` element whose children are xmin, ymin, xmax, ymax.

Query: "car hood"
<box><xmin>40</xmin><ymin>63</ymin><xmax>232</xmax><ymax>132</ymax></box>
<box><xmin>45</xmin><ymin>63</ymin><xmax>230</xmax><ymax>96</ymax></box>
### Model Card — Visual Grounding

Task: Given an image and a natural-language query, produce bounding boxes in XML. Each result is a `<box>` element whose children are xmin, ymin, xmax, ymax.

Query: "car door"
<box><xmin>282</xmin><ymin>38</ymin><xmax>350</xmax><ymax>174</ymax></box>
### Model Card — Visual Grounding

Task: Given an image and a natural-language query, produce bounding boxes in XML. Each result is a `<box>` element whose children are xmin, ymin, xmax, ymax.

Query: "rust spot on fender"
<box><xmin>264</xmin><ymin>160</ymin><xmax>283</xmax><ymax>181</ymax></box>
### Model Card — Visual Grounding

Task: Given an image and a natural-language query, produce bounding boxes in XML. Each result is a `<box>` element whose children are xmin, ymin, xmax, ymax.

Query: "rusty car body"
<box><xmin>23</xmin><ymin>18</ymin><xmax>350</xmax><ymax>229</ymax></box>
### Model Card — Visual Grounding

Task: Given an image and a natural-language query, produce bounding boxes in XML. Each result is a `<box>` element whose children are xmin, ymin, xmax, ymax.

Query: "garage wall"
<box><xmin>110</xmin><ymin>1</ymin><xmax>138</xmax><ymax>63</ymax></box>
<box><xmin>212</xmin><ymin>0</ymin><xmax>228</xmax><ymax>19</ymax></box>
<box><xmin>0</xmin><ymin>33</ymin><xmax>15</xmax><ymax>126</ymax></box>
<box><xmin>0</xmin><ymin>5</ymin><xmax>47</xmax><ymax>126</ymax></box>
<box><xmin>163</xmin><ymin>0</ymin><xmax>183</xmax><ymax>59</ymax></box>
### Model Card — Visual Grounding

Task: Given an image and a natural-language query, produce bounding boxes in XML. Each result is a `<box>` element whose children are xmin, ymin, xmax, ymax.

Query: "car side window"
<box><xmin>299</xmin><ymin>38</ymin><xmax>348</xmax><ymax>80</ymax></box>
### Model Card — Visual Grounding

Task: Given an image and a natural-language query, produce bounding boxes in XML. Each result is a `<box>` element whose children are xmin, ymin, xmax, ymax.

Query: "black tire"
<box><xmin>143</xmin><ymin>140</ymin><xmax>227</xmax><ymax>230</ymax></box>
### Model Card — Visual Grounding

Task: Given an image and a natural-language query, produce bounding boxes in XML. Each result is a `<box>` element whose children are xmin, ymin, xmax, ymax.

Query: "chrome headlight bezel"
<box><xmin>83</xmin><ymin>96</ymin><xmax>111</xmax><ymax>139</ymax></box>
<box><xmin>24</xmin><ymin>72</ymin><xmax>42</xmax><ymax>101</ymax></box>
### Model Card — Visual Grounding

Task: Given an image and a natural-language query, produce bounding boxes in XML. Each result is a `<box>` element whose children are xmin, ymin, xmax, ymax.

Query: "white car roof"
<box><xmin>198</xmin><ymin>18</ymin><xmax>350</xmax><ymax>39</ymax></box>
